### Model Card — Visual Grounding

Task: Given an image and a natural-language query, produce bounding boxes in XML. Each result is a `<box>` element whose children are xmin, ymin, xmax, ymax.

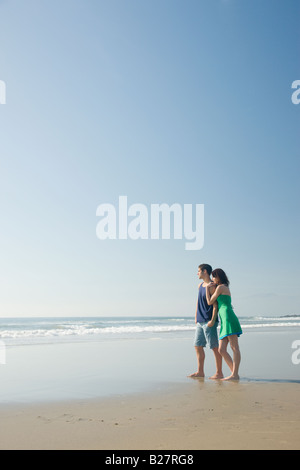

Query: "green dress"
<box><xmin>217</xmin><ymin>295</ymin><xmax>243</xmax><ymax>340</ymax></box>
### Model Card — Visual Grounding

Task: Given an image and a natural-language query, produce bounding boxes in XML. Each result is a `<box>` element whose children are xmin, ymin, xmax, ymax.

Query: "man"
<box><xmin>188</xmin><ymin>264</ymin><xmax>223</xmax><ymax>379</ymax></box>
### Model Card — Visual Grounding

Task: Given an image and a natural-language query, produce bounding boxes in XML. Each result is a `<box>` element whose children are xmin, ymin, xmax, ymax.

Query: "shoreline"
<box><xmin>1</xmin><ymin>328</ymin><xmax>299</xmax><ymax>404</ymax></box>
<box><xmin>0</xmin><ymin>379</ymin><xmax>299</xmax><ymax>450</ymax></box>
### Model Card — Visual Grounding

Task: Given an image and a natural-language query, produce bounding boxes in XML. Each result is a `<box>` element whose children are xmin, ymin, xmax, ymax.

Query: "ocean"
<box><xmin>0</xmin><ymin>315</ymin><xmax>299</xmax><ymax>404</ymax></box>
<box><xmin>1</xmin><ymin>315</ymin><xmax>300</xmax><ymax>346</ymax></box>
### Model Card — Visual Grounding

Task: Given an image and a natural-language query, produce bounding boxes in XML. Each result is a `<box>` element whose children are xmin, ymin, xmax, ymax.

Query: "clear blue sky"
<box><xmin>0</xmin><ymin>0</ymin><xmax>299</xmax><ymax>317</ymax></box>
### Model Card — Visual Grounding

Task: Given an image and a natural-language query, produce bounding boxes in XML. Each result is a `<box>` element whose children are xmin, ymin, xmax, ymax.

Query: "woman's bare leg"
<box><xmin>218</xmin><ymin>337</ymin><xmax>233</xmax><ymax>373</ymax></box>
<box><xmin>222</xmin><ymin>335</ymin><xmax>241</xmax><ymax>380</ymax></box>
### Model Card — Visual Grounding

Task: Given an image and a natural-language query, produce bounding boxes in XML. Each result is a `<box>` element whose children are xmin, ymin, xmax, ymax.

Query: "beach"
<box><xmin>0</xmin><ymin>381</ymin><xmax>299</xmax><ymax>450</ymax></box>
<box><xmin>0</xmin><ymin>316</ymin><xmax>299</xmax><ymax>449</ymax></box>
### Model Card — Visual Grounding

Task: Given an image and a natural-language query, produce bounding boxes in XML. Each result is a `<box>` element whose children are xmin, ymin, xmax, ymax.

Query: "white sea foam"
<box><xmin>0</xmin><ymin>316</ymin><xmax>300</xmax><ymax>344</ymax></box>
<box><xmin>240</xmin><ymin>322</ymin><xmax>300</xmax><ymax>329</ymax></box>
<box><xmin>0</xmin><ymin>324</ymin><xmax>195</xmax><ymax>340</ymax></box>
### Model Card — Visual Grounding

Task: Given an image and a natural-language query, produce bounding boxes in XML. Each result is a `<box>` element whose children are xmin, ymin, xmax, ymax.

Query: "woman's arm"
<box><xmin>206</xmin><ymin>284</ymin><xmax>221</xmax><ymax>305</ymax></box>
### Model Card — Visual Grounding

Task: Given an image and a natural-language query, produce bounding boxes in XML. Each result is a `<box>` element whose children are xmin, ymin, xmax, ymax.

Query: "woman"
<box><xmin>206</xmin><ymin>268</ymin><xmax>242</xmax><ymax>381</ymax></box>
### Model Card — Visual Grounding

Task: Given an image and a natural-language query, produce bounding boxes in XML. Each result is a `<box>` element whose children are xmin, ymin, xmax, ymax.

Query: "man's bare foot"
<box><xmin>209</xmin><ymin>373</ymin><xmax>224</xmax><ymax>380</ymax></box>
<box><xmin>188</xmin><ymin>372</ymin><xmax>205</xmax><ymax>378</ymax></box>
<box><xmin>221</xmin><ymin>374</ymin><xmax>239</xmax><ymax>381</ymax></box>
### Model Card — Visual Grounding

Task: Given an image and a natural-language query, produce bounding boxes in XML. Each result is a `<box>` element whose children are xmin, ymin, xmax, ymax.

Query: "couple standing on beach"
<box><xmin>189</xmin><ymin>264</ymin><xmax>242</xmax><ymax>381</ymax></box>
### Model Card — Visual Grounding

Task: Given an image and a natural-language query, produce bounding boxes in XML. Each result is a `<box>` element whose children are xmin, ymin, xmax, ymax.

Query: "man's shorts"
<box><xmin>194</xmin><ymin>322</ymin><xmax>219</xmax><ymax>349</ymax></box>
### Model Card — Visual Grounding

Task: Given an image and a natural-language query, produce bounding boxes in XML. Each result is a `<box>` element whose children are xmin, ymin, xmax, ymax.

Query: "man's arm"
<box><xmin>207</xmin><ymin>284</ymin><xmax>217</xmax><ymax>327</ymax></box>
<box><xmin>195</xmin><ymin>283</ymin><xmax>201</xmax><ymax>324</ymax></box>
<box><xmin>207</xmin><ymin>303</ymin><xmax>218</xmax><ymax>327</ymax></box>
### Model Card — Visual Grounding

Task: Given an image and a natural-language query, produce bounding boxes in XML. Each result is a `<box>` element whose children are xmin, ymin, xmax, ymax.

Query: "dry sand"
<box><xmin>0</xmin><ymin>380</ymin><xmax>299</xmax><ymax>450</ymax></box>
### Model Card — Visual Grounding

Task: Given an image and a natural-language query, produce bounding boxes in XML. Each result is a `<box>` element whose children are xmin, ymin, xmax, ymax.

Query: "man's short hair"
<box><xmin>198</xmin><ymin>263</ymin><xmax>212</xmax><ymax>275</ymax></box>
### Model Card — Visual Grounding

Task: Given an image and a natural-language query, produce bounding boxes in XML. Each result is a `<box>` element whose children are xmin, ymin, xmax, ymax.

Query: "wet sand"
<box><xmin>0</xmin><ymin>380</ymin><xmax>299</xmax><ymax>450</ymax></box>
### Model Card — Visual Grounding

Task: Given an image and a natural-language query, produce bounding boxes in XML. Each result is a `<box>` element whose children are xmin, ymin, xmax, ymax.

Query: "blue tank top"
<box><xmin>196</xmin><ymin>283</ymin><xmax>216</xmax><ymax>323</ymax></box>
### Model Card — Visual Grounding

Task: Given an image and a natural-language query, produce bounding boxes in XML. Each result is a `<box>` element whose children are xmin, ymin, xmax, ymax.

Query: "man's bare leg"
<box><xmin>188</xmin><ymin>346</ymin><xmax>205</xmax><ymax>377</ymax></box>
<box><xmin>209</xmin><ymin>347</ymin><xmax>224</xmax><ymax>379</ymax></box>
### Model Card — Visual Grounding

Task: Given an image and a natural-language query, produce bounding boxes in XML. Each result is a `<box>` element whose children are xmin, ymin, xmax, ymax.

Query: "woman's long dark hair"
<box><xmin>212</xmin><ymin>268</ymin><xmax>230</xmax><ymax>286</ymax></box>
